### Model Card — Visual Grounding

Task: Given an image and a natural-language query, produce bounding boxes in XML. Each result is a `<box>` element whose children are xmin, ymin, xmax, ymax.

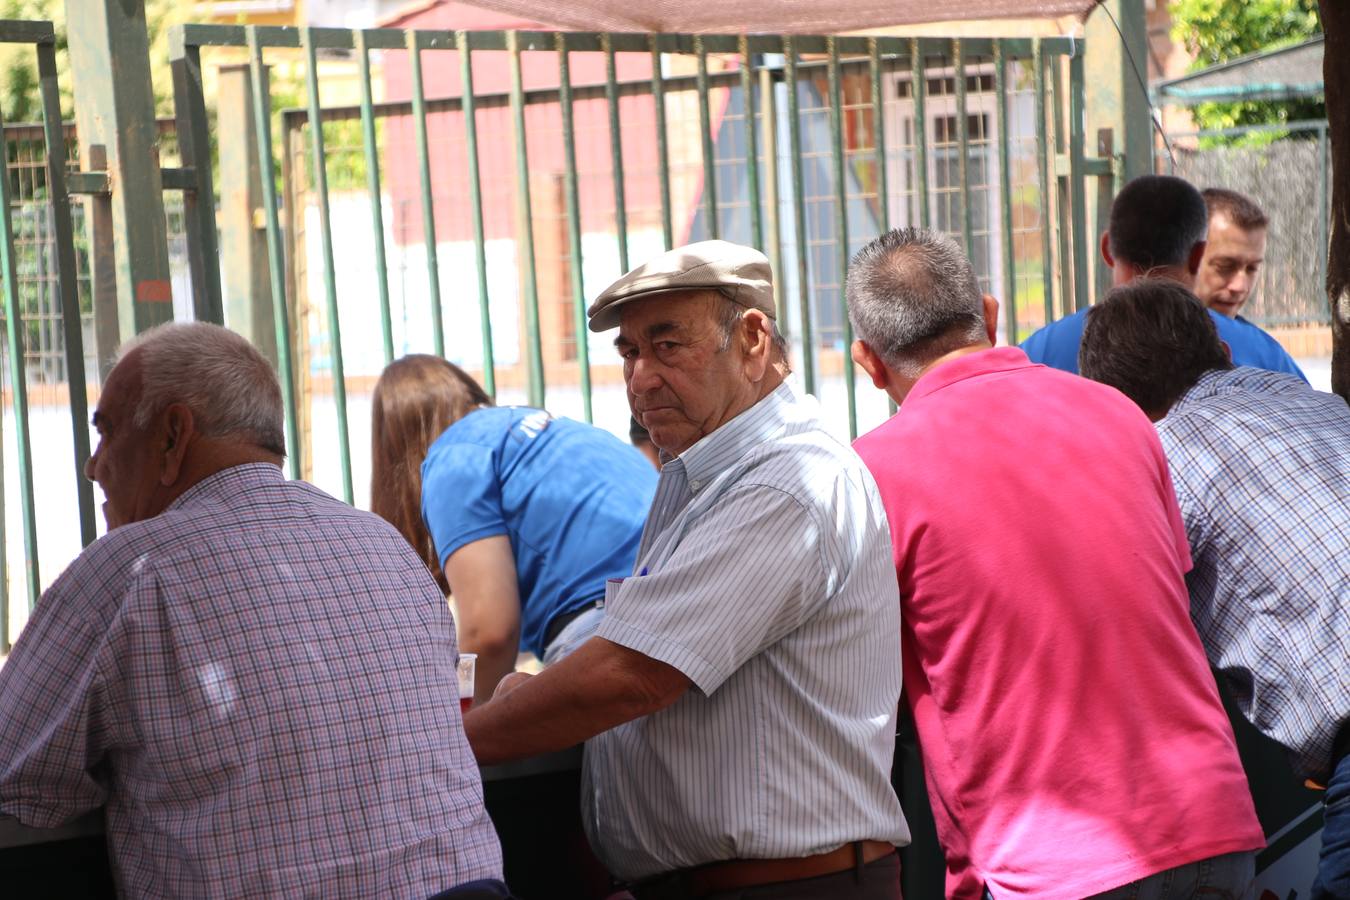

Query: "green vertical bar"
<box><xmin>784</xmin><ymin>38</ymin><xmax>815</xmax><ymax>395</ymax></box>
<box><xmin>1052</xmin><ymin>53</ymin><xmax>1071</xmax><ymax>318</ymax></box>
<box><xmin>1034</xmin><ymin>39</ymin><xmax>1054</xmax><ymax>326</ymax></box>
<box><xmin>952</xmin><ymin>40</ymin><xmax>973</xmax><ymax>254</ymax></box>
<box><xmin>556</xmin><ymin>33</ymin><xmax>592</xmax><ymax>422</ymax></box>
<box><xmin>761</xmin><ymin>66</ymin><xmax>785</xmax><ymax>323</ymax></box>
<box><xmin>459</xmin><ymin>31</ymin><xmax>495</xmax><ymax>398</ymax></box>
<box><xmin>695</xmin><ymin>35</ymin><xmax>718</xmax><ymax>240</ymax></box>
<box><xmin>827</xmin><ymin>39</ymin><xmax>857</xmax><ymax>438</ymax></box>
<box><xmin>873</xmin><ymin>39</ymin><xmax>897</xmax><ymax>417</ymax></box>
<box><xmin>508</xmin><ymin>31</ymin><xmax>545</xmax><ymax>407</ymax></box>
<box><xmin>0</xmin><ymin>94</ymin><xmax>41</xmax><ymax>612</ymax></box>
<box><xmin>38</xmin><ymin>43</ymin><xmax>95</xmax><ymax>547</ymax></box>
<box><xmin>172</xmin><ymin>43</ymin><xmax>224</xmax><ymax>325</ymax></box>
<box><xmin>650</xmin><ymin>35</ymin><xmax>673</xmax><ymax>250</ymax></box>
<box><xmin>740</xmin><ymin>36</ymin><xmax>763</xmax><ymax>251</ymax></box>
<box><xmin>247</xmin><ymin>29</ymin><xmax>300</xmax><ymax>480</ymax></box>
<box><xmin>407</xmin><ymin>32</ymin><xmax>445</xmax><ymax>356</ymax></box>
<box><xmin>603</xmin><ymin>34</ymin><xmax>630</xmax><ymax>273</ymax></box>
<box><xmin>910</xmin><ymin>38</ymin><xmax>930</xmax><ymax>230</ymax></box>
<box><xmin>994</xmin><ymin>41</ymin><xmax>1017</xmax><ymax>344</ymax></box>
<box><xmin>356</xmin><ymin>31</ymin><xmax>394</xmax><ymax>365</ymax></box>
<box><xmin>870</xmin><ymin>38</ymin><xmax>890</xmax><ymax>232</ymax></box>
<box><xmin>302</xmin><ymin>28</ymin><xmax>353</xmax><ymax>505</ymax></box>
<box><xmin>1069</xmin><ymin>49</ymin><xmax>1089</xmax><ymax>313</ymax></box>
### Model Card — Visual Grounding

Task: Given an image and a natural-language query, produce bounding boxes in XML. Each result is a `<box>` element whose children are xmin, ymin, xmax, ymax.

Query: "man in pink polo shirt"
<box><xmin>847</xmin><ymin>227</ymin><xmax>1264</xmax><ymax>899</ymax></box>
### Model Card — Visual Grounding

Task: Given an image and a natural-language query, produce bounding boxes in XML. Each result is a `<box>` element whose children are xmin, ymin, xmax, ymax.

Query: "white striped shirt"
<box><xmin>583</xmin><ymin>383</ymin><xmax>910</xmax><ymax>881</ymax></box>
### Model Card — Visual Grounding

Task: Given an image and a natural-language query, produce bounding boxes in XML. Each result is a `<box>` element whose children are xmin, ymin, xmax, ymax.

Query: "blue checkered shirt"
<box><xmin>1158</xmin><ymin>368</ymin><xmax>1350</xmax><ymax>781</ymax></box>
<box><xmin>0</xmin><ymin>463</ymin><xmax>503</xmax><ymax>897</ymax></box>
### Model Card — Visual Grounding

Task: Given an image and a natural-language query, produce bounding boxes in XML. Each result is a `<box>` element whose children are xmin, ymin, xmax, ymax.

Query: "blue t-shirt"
<box><xmin>421</xmin><ymin>407</ymin><xmax>658</xmax><ymax>658</ymax></box>
<box><xmin>1020</xmin><ymin>307</ymin><xmax>1307</xmax><ymax>382</ymax></box>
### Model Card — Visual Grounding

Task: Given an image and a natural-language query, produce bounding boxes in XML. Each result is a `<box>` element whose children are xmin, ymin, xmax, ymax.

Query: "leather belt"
<box><xmin>630</xmin><ymin>840</ymin><xmax>896</xmax><ymax>899</ymax></box>
<box><xmin>543</xmin><ymin>601</ymin><xmax>602</xmax><ymax>648</ymax></box>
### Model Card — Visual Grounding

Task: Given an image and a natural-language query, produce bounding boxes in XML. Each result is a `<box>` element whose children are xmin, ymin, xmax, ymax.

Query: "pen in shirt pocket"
<box><xmin>604</xmin><ymin>568</ymin><xmax>646</xmax><ymax>607</ymax></box>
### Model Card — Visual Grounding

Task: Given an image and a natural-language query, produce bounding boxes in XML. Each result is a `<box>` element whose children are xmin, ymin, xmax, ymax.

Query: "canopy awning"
<box><xmin>452</xmin><ymin>0</ymin><xmax>1099</xmax><ymax>34</ymax></box>
<box><xmin>1153</xmin><ymin>36</ymin><xmax>1324</xmax><ymax>106</ymax></box>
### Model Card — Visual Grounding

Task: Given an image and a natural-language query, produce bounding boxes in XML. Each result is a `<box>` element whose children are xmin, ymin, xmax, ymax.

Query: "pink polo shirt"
<box><xmin>854</xmin><ymin>347</ymin><xmax>1263</xmax><ymax>900</ymax></box>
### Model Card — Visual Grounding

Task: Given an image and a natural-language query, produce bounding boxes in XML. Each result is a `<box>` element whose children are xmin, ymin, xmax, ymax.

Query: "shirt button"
<box><xmin>690</xmin><ymin>480</ymin><xmax>702</xmax><ymax>491</ymax></box>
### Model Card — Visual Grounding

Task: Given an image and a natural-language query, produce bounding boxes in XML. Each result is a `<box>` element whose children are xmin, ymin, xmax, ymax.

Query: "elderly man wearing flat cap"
<box><xmin>465</xmin><ymin>240</ymin><xmax>909</xmax><ymax>899</ymax></box>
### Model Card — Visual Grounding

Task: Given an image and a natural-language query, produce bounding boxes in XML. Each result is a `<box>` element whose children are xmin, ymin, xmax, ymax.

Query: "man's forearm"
<box><xmin>464</xmin><ymin>640</ymin><xmax>518</xmax><ymax>707</ymax></box>
<box><xmin>464</xmin><ymin>638</ymin><xmax>688</xmax><ymax>765</ymax></box>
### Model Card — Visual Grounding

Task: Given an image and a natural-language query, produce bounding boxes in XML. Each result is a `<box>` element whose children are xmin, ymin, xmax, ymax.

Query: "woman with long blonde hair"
<box><xmin>371</xmin><ymin>355</ymin><xmax>656</xmax><ymax>704</ymax></box>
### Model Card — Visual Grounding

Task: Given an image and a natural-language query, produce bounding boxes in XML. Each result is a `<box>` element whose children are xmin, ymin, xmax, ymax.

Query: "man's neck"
<box><xmin>916</xmin><ymin>341</ymin><xmax>993</xmax><ymax>380</ymax></box>
<box><xmin>885</xmin><ymin>342</ymin><xmax>992</xmax><ymax>406</ymax></box>
<box><xmin>167</xmin><ymin>442</ymin><xmax>285</xmax><ymax>508</ymax></box>
<box><xmin>1116</xmin><ymin>263</ymin><xmax>1195</xmax><ymax>290</ymax></box>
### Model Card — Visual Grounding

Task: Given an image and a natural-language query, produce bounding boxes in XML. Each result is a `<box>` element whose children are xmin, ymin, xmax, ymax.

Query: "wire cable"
<box><xmin>1093</xmin><ymin>0</ymin><xmax>1178</xmax><ymax>172</ymax></box>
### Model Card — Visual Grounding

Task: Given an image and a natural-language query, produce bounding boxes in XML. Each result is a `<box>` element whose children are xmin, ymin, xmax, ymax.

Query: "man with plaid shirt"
<box><xmin>1081</xmin><ymin>278</ymin><xmax>1350</xmax><ymax>900</ymax></box>
<box><xmin>0</xmin><ymin>323</ymin><xmax>507</xmax><ymax>898</ymax></box>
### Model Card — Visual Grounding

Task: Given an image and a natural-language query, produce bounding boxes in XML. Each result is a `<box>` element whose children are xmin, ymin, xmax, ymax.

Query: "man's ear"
<box><xmin>1186</xmin><ymin>240</ymin><xmax>1207</xmax><ymax>276</ymax></box>
<box><xmin>739</xmin><ymin>310</ymin><xmax>773</xmax><ymax>382</ymax></box>
<box><xmin>159</xmin><ymin>403</ymin><xmax>195</xmax><ymax>485</ymax></box>
<box><xmin>1100</xmin><ymin>232</ymin><xmax>1114</xmax><ymax>269</ymax></box>
<box><xmin>982</xmin><ymin>295</ymin><xmax>1000</xmax><ymax>346</ymax></box>
<box><xmin>851</xmin><ymin>340</ymin><xmax>889</xmax><ymax>390</ymax></box>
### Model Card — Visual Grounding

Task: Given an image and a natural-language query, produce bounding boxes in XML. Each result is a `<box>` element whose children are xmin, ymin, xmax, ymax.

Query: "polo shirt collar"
<box><xmin>905</xmin><ymin>346</ymin><xmax>1034</xmax><ymax>405</ymax></box>
<box><xmin>678</xmin><ymin>381</ymin><xmax>795</xmax><ymax>492</ymax></box>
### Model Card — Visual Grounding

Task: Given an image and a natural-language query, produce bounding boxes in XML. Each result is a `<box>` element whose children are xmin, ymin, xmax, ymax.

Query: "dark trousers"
<box><xmin>633</xmin><ymin>851</ymin><xmax>902</xmax><ymax>900</ymax></box>
<box><xmin>1312</xmin><ymin>748</ymin><xmax>1350</xmax><ymax>900</ymax></box>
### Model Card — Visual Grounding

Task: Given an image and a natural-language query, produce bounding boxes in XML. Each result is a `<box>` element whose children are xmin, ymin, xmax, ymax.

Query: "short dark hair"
<box><xmin>1202</xmin><ymin>187</ymin><xmax>1269</xmax><ymax>231</ymax></box>
<box><xmin>1079</xmin><ymin>278</ymin><xmax>1232</xmax><ymax>414</ymax></box>
<box><xmin>1108</xmin><ymin>175</ymin><xmax>1208</xmax><ymax>271</ymax></box>
<box><xmin>845</xmin><ymin>227</ymin><xmax>985</xmax><ymax>375</ymax></box>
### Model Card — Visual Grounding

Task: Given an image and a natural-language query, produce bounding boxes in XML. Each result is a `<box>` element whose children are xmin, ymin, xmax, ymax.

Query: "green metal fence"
<box><xmin>1</xmin><ymin>21</ymin><xmax>194</xmax><ymax>651</ymax></box>
<box><xmin>0</xmin><ymin>20</ymin><xmax>91</xmax><ymax>653</ymax></box>
<box><xmin>164</xmin><ymin>25</ymin><xmax>1093</xmax><ymax>515</ymax></box>
<box><xmin>2</xmin><ymin>23</ymin><xmax>1105</xmax><ymax>648</ymax></box>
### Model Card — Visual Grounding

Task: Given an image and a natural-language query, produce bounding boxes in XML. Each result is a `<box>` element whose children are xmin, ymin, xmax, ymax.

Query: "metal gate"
<box><xmin>2</xmin><ymin>20</ymin><xmax>1112</xmax><ymax>648</ymax></box>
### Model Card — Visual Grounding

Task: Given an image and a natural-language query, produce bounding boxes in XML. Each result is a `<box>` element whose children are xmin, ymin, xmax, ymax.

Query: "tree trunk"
<box><xmin>1319</xmin><ymin>1</ymin><xmax>1349</xmax><ymax>402</ymax></box>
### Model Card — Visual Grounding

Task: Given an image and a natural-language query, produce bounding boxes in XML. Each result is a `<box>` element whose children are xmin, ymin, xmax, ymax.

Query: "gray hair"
<box><xmin>713</xmin><ymin>292</ymin><xmax>791</xmax><ymax>362</ymax></box>
<box><xmin>117</xmin><ymin>321</ymin><xmax>286</xmax><ymax>456</ymax></box>
<box><xmin>845</xmin><ymin>227</ymin><xmax>985</xmax><ymax>376</ymax></box>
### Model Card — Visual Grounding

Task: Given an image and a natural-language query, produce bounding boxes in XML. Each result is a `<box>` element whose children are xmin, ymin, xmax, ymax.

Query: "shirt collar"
<box><xmin>1167</xmin><ymin>366</ymin><xmax>1298</xmax><ymax>418</ymax></box>
<box><xmin>904</xmin><ymin>346</ymin><xmax>1035</xmax><ymax>406</ymax></box>
<box><xmin>677</xmin><ymin>381</ymin><xmax>796</xmax><ymax>491</ymax></box>
<box><xmin>167</xmin><ymin>462</ymin><xmax>286</xmax><ymax>513</ymax></box>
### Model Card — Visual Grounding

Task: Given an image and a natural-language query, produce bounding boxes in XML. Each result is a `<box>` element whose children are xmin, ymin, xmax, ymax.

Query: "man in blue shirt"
<box><xmin>1193</xmin><ymin>187</ymin><xmax>1306</xmax><ymax>378</ymax></box>
<box><xmin>1079</xmin><ymin>279</ymin><xmax>1348</xmax><ymax>900</ymax></box>
<box><xmin>1021</xmin><ymin>174</ymin><xmax>1305</xmax><ymax>381</ymax></box>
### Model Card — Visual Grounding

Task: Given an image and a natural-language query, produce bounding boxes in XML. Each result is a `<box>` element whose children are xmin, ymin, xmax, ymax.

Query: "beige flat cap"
<box><xmin>587</xmin><ymin>239</ymin><xmax>775</xmax><ymax>332</ymax></box>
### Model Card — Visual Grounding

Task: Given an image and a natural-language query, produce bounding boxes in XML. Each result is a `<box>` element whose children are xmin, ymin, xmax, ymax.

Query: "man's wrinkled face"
<box><xmin>84</xmin><ymin>353</ymin><xmax>165</xmax><ymax>530</ymax></box>
<box><xmin>614</xmin><ymin>291</ymin><xmax>756</xmax><ymax>458</ymax></box>
<box><xmin>1196</xmin><ymin>214</ymin><xmax>1266</xmax><ymax>318</ymax></box>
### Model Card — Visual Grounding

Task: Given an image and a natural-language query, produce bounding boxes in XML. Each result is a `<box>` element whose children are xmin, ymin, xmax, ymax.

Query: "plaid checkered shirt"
<box><xmin>1159</xmin><ymin>368</ymin><xmax>1350</xmax><ymax>781</ymax></box>
<box><xmin>0</xmin><ymin>463</ymin><xmax>502</xmax><ymax>897</ymax></box>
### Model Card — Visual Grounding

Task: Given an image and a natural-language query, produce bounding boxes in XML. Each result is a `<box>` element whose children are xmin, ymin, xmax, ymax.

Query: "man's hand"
<box><xmin>464</xmin><ymin>637</ymin><xmax>691</xmax><ymax>765</ymax></box>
